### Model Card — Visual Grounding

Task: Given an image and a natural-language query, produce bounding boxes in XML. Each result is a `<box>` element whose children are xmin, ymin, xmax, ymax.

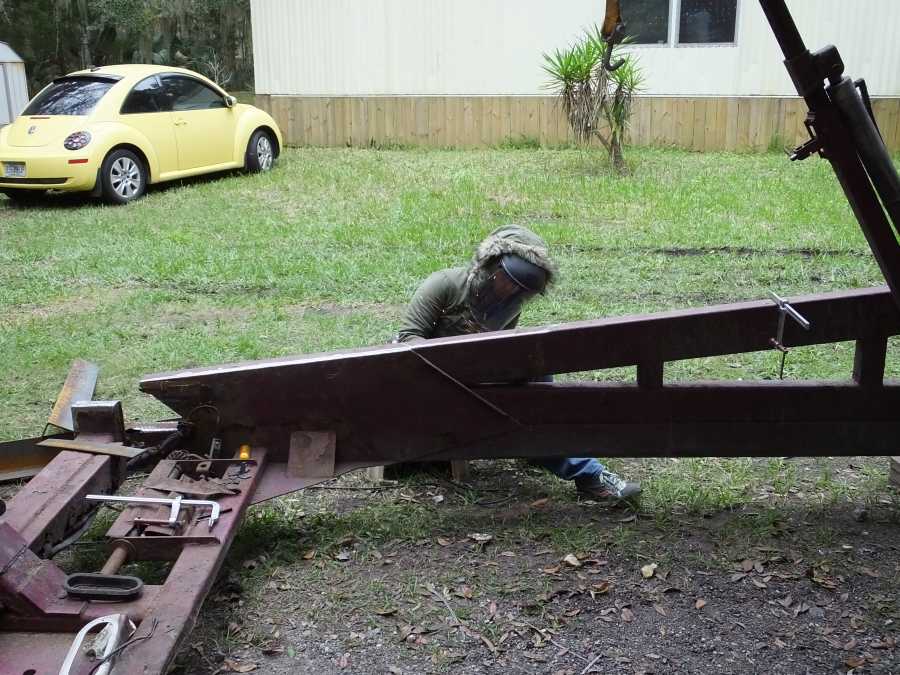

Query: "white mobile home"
<box><xmin>251</xmin><ymin>0</ymin><xmax>900</xmax><ymax>150</ymax></box>
<box><xmin>0</xmin><ymin>42</ymin><xmax>27</xmax><ymax>126</ymax></box>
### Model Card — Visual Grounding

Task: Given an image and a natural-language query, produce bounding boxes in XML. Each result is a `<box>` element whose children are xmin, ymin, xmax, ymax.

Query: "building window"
<box><xmin>626</xmin><ymin>0</ymin><xmax>738</xmax><ymax>46</ymax></box>
<box><xmin>678</xmin><ymin>0</ymin><xmax>738</xmax><ymax>44</ymax></box>
<box><xmin>626</xmin><ymin>0</ymin><xmax>670</xmax><ymax>45</ymax></box>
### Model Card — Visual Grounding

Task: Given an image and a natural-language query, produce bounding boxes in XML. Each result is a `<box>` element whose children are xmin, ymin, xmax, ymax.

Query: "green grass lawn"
<box><xmin>0</xmin><ymin>146</ymin><xmax>896</xmax><ymax>441</ymax></box>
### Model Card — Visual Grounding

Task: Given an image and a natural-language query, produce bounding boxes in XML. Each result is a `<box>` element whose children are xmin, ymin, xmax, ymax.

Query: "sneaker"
<box><xmin>575</xmin><ymin>470</ymin><xmax>641</xmax><ymax>500</ymax></box>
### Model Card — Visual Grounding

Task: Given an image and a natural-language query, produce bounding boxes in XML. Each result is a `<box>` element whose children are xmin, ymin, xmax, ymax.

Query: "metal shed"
<box><xmin>0</xmin><ymin>42</ymin><xmax>27</xmax><ymax>126</ymax></box>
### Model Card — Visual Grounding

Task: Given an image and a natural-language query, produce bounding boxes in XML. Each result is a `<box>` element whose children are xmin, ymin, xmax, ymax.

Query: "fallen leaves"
<box><xmin>453</xmin><ymin>585</ymin><xmax>474</xmax><ymax>600</ymax></box>
<box><xmin>640</xmin><ymin>563</ymin><xmax>658</xmax><ymax>579</ymax></box>
<box><xmin>845</xmin><ymin>655</ymin><xmax>866</xmax><ymax>668</ymax></box>
<box><xmin>398</xmin><ymin>623</ymin><xmax>437</xmax><ymax>646</ymax></box>
<box><xmin>563</xmin><ymin>554</ymin><xmax>582</xmax><ymax>568</ymax></box>
<box><xmin>468</xmin><ymin>533</ymin><xmax>493</xmax><ymax>545</ymax></box>
<box><xmin>806</xmin><ymin>564</ymin><xmax>840</xmax><ymax>590</ymax></box>
<box><xmin>858</xmin><ymin>566</ymin><xmax>881</xmax><ymax>579</ymax></box>
<box><xmin>218</xmin><ymin>660</ymin><xmax>257</xmax><ymax>673</ymax></box>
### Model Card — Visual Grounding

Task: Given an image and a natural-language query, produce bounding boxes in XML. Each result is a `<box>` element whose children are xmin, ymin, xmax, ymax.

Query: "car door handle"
<box><xmin>174</xmin><ymin>119</ymin><xmax>187</xmax><ymax>127</ymax></box>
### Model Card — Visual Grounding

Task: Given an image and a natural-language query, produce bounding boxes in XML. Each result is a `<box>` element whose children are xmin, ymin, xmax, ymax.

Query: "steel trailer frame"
<box><xmin>2</xmin><ymin>1</ymin><xmax>900</xmax><ymax>672</ymax></box>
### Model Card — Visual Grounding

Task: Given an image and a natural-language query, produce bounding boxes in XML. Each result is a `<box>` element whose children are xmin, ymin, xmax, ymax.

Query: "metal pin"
<box><xmin>768</xmin><ymin>291</ymin><xmax>812</xmax><ymax>380</ymax></box>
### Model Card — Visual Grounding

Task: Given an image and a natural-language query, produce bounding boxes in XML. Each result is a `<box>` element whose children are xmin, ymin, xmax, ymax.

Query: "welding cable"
<box><xmin>125</xmin><ymin>427</ymin><xmax>185</xmax><ymax>471</ymax></box>
<box><xmin>407</xmin><ymin>347</ymin><xmax>525</xmax><ymax>428</ymax></box>
<box><xmin>46</xmin><ymin>508</ymin><xmax>99</xmax><ymax>558</ymax></box>
<box><xmin>0</xmin><ymin>544</ymin><xmax>27</xmax><ymax>576</ymax></box>
<box><xmin>86</xmin><ymin>617</ymin><xmax>159</xmax><ymax>675</ymax></box>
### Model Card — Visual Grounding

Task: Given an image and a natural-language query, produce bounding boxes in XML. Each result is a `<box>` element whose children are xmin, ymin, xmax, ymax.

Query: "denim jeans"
<box><xmin>535</xmin><ymin>456</ymin><xmax>605</xmax><ymax>481</ymax></box>
<box><xmin>529</xmin><ymin>374</ymin><xmax>605</xmax><ymax>482</ymax></box>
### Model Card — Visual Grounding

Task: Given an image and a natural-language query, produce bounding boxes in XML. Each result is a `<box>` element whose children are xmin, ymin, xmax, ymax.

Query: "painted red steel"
<box><xmin>3</xmin><ymin>450</ymin><xmax>118</xmax><ymax>554</ymax></box>
<box><xmin>138</xmin><ymin>286</ymin><xmax>900</xmax><ymax>465</ymax></box>
<box><xmin>0</xmin><ymin>453</ymin><xmax>265</xmax><ymax>674</ymax></box>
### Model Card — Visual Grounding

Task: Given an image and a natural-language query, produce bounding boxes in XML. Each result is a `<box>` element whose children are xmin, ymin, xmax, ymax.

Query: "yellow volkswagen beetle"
<box><xmin>0</xmin><ymin>64</ymin><xmax>282</xmax><ymax>204</ymax></box>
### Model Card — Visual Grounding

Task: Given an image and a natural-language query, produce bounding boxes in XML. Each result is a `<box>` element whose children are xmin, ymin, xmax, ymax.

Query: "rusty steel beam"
<box><xmin>110</xmin><ymin>451</ymin><xmax>267</xmax><ymax>675</ymax></box>
<box><xmin>47</xmin><ymin>359</ymin><xmax>99</xmax><ymax>432</ymax></box>
<box><xmin>0</xmin><ymin>453</ymin><xmax>265</xmax><ymax>674</ymax></box>
<box><xmin>37</xmin><ymin>437</ymin><xmax>143</xmax><ymax>459</ymax></box>
<box><xmin>138</xmin><ymin>287</ymin><xmax>900</xmax><ymax>466</ymax></box>
<box><xmin>0</xmin><ymin>359</ymin><xmax>101</xmax><ymax>482</ymax></box>
<box><xmin>440</xmin><ymin>382</ymin><xmax>900</xmax><ymax>459</ymax></box>
<box><xmin>0</xmin><ymin>436</ymin><xmax>63</xmax><ymax>482</ymax></box>
<box><xmin>2</xmin><ymin>450</ymin><xmax>120</xmax><ymax>555</ymax></box>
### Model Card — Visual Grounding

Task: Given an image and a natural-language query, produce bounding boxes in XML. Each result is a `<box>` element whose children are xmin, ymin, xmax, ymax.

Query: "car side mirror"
<box><xmin>224</xmin><ymin>95</ymin><xmax>237</xmax><ymax>108</ymax></box>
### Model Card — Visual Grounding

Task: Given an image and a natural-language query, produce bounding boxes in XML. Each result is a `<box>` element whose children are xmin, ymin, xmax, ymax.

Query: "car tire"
<box><xmin>245</xmin><ymin>129</ymin><xmax>276</xmax><ymax>173</ymax></box>
<box><xmin>100</xmin><ymin>149</ymin><xmax>147</xmax><ymax>205</ymax></box>
<box><xmin>2</xmin><ymin>189</ymin><xmax>46</xmax><ymax>205</ymax></box>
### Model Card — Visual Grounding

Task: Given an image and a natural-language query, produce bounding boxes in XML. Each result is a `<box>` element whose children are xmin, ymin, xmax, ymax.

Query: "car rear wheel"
<box><xmin>2</xmin><ymin>189</ymin><xmax>46</xmax><ymax>205</ymax></box>
<box><xmin>245</xmin><ymin>130</ymin><xmax>275</xmax><ymax>173</ymax></box>
<box><xmin>100</xmin><ymin>149</ymin><xmax>147</xmax><ymax>204</ymax></box>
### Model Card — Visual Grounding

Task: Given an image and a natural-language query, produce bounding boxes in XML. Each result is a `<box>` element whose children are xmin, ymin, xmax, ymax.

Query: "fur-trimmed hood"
<box><xmin>466</xmin><ymin>224</ymin><xmax>557</xmax><ymax>295</ymax></box>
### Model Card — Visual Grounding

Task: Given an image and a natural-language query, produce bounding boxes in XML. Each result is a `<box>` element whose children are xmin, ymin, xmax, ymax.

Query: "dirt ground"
<box><xmin>146</xmin><ymin>456</ymin><xmax>900</xmax><ymax>675</ymax></box>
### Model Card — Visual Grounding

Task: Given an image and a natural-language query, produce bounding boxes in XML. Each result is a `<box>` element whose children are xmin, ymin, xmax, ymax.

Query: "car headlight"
<box><xmin>64</xmin><ymin>131</ymin><xmax>92</xmax><ymax>151</ymax></box>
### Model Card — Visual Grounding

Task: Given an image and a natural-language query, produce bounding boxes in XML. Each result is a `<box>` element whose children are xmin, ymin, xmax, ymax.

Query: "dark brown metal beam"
<box><xmin>138</xmin><ymin>287</ymin><xmax>900</xmax><ymax>464</ymax></box>
<box><xmin>2</xmin><ymin>450</ymin><xmax>119</xmax><ymax>555</ymax></box>
<box><xmin>0</xmin><ymin>436</ymin><xmax>63</xmax><ymax>482</ymax></box>
<box><xmin>853</xmin><ymin>335</ymin><xmax>888</xmax><ymax>387</ymax></box>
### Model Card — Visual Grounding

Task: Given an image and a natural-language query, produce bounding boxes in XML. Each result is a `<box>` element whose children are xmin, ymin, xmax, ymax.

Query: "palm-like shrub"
<box><xmin>543</xmin><ymin>26</ymin><xmax>644</xmax><ymax>174</ymax></box>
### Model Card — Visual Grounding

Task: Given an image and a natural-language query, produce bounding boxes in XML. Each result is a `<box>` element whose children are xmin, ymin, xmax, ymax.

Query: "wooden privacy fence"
<box><xmin>256</xmin><ymin>95</ymin><xmax>900</xmax><ymax>152</ymax></box>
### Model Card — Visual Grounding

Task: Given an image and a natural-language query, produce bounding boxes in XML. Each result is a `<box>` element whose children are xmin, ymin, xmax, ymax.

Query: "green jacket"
<box><xmin>395</xmin><ymin>224</ymin><xmax>557</xmax><ymax>343</ymax></box>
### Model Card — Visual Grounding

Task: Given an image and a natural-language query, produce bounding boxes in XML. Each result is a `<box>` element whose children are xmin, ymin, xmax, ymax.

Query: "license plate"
<box><xmin>3</xmin><ymin>162</ymin><xmax>25</xmax><ymax>178</ymax></box>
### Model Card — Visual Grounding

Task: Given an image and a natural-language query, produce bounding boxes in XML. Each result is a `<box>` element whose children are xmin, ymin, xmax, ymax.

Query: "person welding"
<box><xmin>395</xmin><ymin>224</ymin><xmax>641</xmax><ymax>501</ymax></box>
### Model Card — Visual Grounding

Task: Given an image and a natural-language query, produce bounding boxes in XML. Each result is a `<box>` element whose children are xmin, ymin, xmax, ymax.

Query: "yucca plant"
<box><xmin>543</xmin><ymin>25</ymin><xmax>644</xmax><ymax>174</ymax></box>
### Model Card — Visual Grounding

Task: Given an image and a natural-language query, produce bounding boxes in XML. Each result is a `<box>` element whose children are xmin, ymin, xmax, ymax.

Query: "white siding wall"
<box><xmin>252</xmin><ymin>0</ymin><xmax>900</xmax><ymax>98</ymax></box>
<box><xmin>0</xmin><ymin>62</ymin><xmax>28</xmax><ymax>125</ymax></box>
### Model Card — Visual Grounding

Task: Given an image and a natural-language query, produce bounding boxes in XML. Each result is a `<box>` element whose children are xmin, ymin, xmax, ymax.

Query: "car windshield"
<box><xmin>23</xmin><ymin>76</ymin><xmax>117</xmax><ymax>116</ymax></box>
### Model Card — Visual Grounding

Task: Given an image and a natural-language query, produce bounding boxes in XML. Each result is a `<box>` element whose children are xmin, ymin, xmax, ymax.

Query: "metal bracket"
<box><xmin>72</xmin><ymin>401</ymin><xmax>125</xmax><ymax>442</ymax></box>
<box><xmin>85</xmin><ymin>494</ymin><xmax>221</xmax><ymax>530</ymax></box>
<box><xmin>789</xmin><ymin>117</ymin><xmax>823</xmax><ymax>161</ymax></box>
<box><xmin>768</xmin><ymin>291</ymin><xmax>812</xmax><ymax>379</ymax></box>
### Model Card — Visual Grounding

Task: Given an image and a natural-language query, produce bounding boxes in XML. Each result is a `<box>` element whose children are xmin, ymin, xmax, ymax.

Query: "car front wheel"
<box><xmin>245</xmin><ymin>130</ymin><xmax>275</xmax><ymax>173</ymax></box>
<box><xmin>100</xmin><ymin>149</ymin><xmax>147</xmax><ymax>204</ymax></box>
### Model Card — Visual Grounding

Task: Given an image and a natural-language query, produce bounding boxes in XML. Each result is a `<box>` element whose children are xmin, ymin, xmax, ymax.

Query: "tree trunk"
<box><xmin>610</xmin><ymin>133</ymin><xmax>628</xmax><ymax>175</ymax></box>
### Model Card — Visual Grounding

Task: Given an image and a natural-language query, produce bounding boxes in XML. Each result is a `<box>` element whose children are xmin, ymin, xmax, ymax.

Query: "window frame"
<box><xmin>23</xmin><ymin>75</ymin><xmax>121</xmax><ymax>116</ymax></box>
<box><xmin>627</xmin><ymin>0</ymin><xmax>740</xmax><ymax>49</ymax></box>
<box><xmin>674</xmin><ymin>0</ymin><xmax>741</xmax><ymax>48</ymax></box>
<box><xmin>120</xmin><ymin>75</ymin><xmax>168</xmax><ymax>115</ymax></box>
<box><xmin>158</xmin><ymin>73</ymin><xmax>229</xmax><ymax>113</ymax></box>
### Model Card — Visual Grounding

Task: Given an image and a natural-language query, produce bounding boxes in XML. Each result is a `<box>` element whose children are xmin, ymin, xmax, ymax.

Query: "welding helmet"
<box><xmin>469</xmin><ymin>254</ymin><xmax>548</xmax><ymax>331</ymax></box>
